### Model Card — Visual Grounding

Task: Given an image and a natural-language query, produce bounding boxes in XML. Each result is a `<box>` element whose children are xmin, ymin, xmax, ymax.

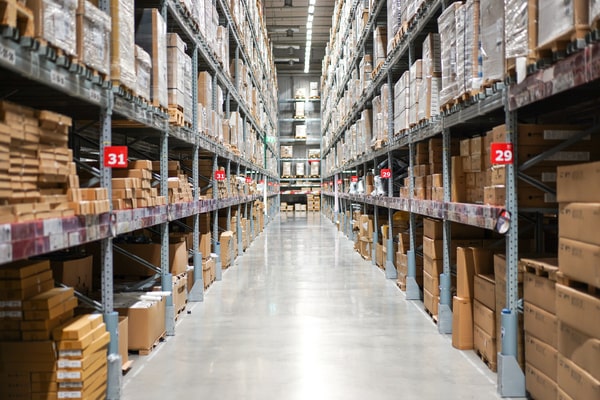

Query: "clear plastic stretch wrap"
<box><xmin>29</xmin><ymin>0</ymin><xmax>78</xmax><ymax>56</ymax></box>
<box><xmin>295</xmin><ymin>162</ymin><xmax>305</xmax><ymax>177</ymax></box>
<box><xmin>134</xmin><ymin>44</ymin><xmax>151</xmax><ymax>101</ymax></box>
<box><xmin>380</xmin><ymin>84</ymin><xmax>390</xmax><ymax>140</ymax></box>
<box><xmin>592</xmin><ymin>0</ymin><xmax>600</xmax><ymax>24</ymax></box>
<box><xmin>135</xmin><ymin>9</ymin><xmax>168</xmax><ymax>109</ymax></box>
<box><xmin>538</xmin><ymin>0</ymin><xmax>587</xmax><ymax>48</ymax></box>
<box><xmin>409</xmin><ymin>60</ymin><xmax>422</xmax><ymax>125</ymax></box>
<box><xmin>456</xmin><ymin>4</ymin><xmax>466</xmax><ymax>96</ymax></box>
<box><xmin>183</xmin><ymin>53</ymin><xmax>193</xmax><ymax>125</ymax></box>
<box><xmin>418</xmin><ymin>76</ymin><xmax>441</xmax><ymax>121</ymax></box>
<box><xmin>387</xmin><ymin>0</ymin><xmax>403</xmax><ymax>54</ymax></box>
<box><xmin>110</xmin><ymin>0</ymin><xmax>135</xmax><ymax>89</ymax></box>
<box><xmin>504</xmin><ymin>0</ymin><xmax>530</xmax><ymax>58</ymax></box>
<box><xmin>282</xmin><ymin>162</ymin><xmax>292</xmax><ymax>177</ymax></box>
<box><xmin>167</xmin><ymin>33</ymin><xmax>187</xmax><ymax>109</ymax></box>
<box><xmin>310</xmin><ymin>161</ymin><xmax>320</xmax><ymax>178</ymax></box>
<box><xmin>77</xmin><ymin>0</ymin><xmax>111</xmax><ymax>76</ymax></box>
<box><xmin>295</xmin><ymin>124</ymin><xmax>307</xmax><ymax>139</ymax></box>
<box><xmin>197</xmin><ymin>71</ymin><xmax>213</xmax><ymax>110</ymax></box>
<box><xmin>422</xmin><ymin>33</ymin><xmax>441</xmax><ymax>77</ymax></box>
<box><xmin>280</xmin><ymin>146</ymin><xmax>293</xmax><ymax>158</ymax></box>
<box><xmin>438</xmin><ymin>2</ymin><xmax>461</xmax><ymax>106</ymax></box>
<box><xmin>464</xmin><ymin>0</ymin><xmax>481</xmax><ymax>91</ymax></box>
<box><xmin>373</xmin><ymin>26</ymin><xmax>387</xmax><ymax>64</ymax></box>
<box><xmin>394</xmin><ymin>71</ymin><xmax>410</xmax><ymax>133</ymax></box>
<box><xmin>480</xmin><ymin>0</ymin><xmax>504</xmax><ymax>81</ymax></box>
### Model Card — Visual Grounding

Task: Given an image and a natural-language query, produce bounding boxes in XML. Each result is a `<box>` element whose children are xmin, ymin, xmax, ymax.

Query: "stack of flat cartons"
<box><xmin>114</xmin><ymin>292</ymin><xmax>166</xmax><ymax>353</ymax></box>
<box><xmin>453</xmin><ymin>247</ymin><xmax>477</xmax><ymax>349</ymax></box>
<box><xmin>472</xmin><ymin>250</ymin><xmax>497</xmax><ymax>371</ymax></box>
<box><xmin>202</xmin><ymin>257</ymin><xmax>216</xmax><ymax>289</ymax></box>
<box><xmin>109</xmin><ymin>0</ymin><xmax>136</xmax><ymax>92</ymax></box>
<box><xmin>418</xmin><ymin>34</ymin><xmax>442</xmax><ymax>122</ymax></box>
<box><xmin>111</xmin><ymin>160</ymin><xmax>164</xmax><ymax>210</ymax></box>
<box><xmin>22</xmin><ymin>287</ymin><xmax>78</xmax><ymax>341</ymax></box>
<box><xmin>219</xmin><ymin>231</ymin><xmax>235</xmax><ymax>269</ymax></box>
<box><xmin>76</xmin><ymin>0</ymin><xmax>112</xmax><ymax>77</ymax></box>
<box><xmin>555</xmin><ymin>161</ymin><xmax>600</xmax><ymax>400</ymax></box>
<box><xmin>408</xmin><ymin>60</ymin><xmax>423</xmax><ymax>126</ymax></box>
<box><xmin>0</xmin><ymin>260</ymin><xmax>55</xmax><ymax>342</ymax></box>
<box><xmin>521</xmin><ymin>258</ymin><xmax>559</xmax><ymax>400</ymax></box>
<box><xmin>358</xmin><ymin>215</ymin><xmax>374</xmax><ymax>260</ymax></box>
<box><xmin>167</xmin><ymin>33</ymin><xmax>189</xmax><ymax>125</ymax></box>
<box><xmin>395</xmin><ymin>214</ymin><xmax>422</xmax><ymax>290</ymax></box>
<box><xmin>135</xmin><ymin>9</ymin><xmax>168</xmax><ymax>110</ymax></box>
<box><xmin>393</xmin><ymin>71</ymin><xmax>410</xmax><ymax>135</ymax></box>
<box><xmin>461</xmin><ymin>135</ymin><xmax>487</xmax><ymax>204</ymax></box>
<box><xmin>438</xmin><ymin>2</ymin><xmax>461</xmax><ymax>108</ymax></box>
<box><xmin>307</xmin><ymin>194</ymin><xmax>320</xmax><ymax>211</ymax></box>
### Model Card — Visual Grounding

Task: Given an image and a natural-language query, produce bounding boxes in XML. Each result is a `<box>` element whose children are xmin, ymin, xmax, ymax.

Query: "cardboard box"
<box><xmin>50</xmin><ymin>256</ymin><xmax>93</xmax><ymax>295</ymax></box>
<box><xmin>423</xmin><ymin>236</ymin><xmax>443</xmax><ymax>259</ymax></box>
<box><xmin>24</xmin><ymin>297</ymin><xmax>78</xmax><ymax>321</ymax></box>
<box><xmin>525</xmin><ymin>332</ymin><xmax>558</xmax><ymax>381</ymax></box>
<box><xmin>524</xmin><ymin>302</ymin><xmax>558</xmax><ymax>347</ymax></box>
<box><xmin>0</xmin><ymin>260</ymin><xmax>51</xmax><ymax>279</ymax></box>
<box><xmin>474</xmin><ymin>274</ymin><xmax>495</xmax><ymax>311</ymax></box>
<box><xmin>558</xmin><ymin>354</ymin><xmax>600</xmax><ymax>400</ymax></box>
<box><xmin>113</xmin><ymin>241</ymin><xmax>188</xmax><ymax>276</ymax></box>
<box><xmin>423</xmin><ymin>256</ymin><xmax>443</xmax><ymax>278</ymax></box>
<box><xmin>473</xmin><ymin>300</ymin><xmax>496</xmax><ymax>338</ymax></box>
<box><xmin>23</xmin><ymin>287</ymin><xmax>74</xmax><ymax>311</ymax></box>
<box><xmin>118</xmin><ymin>316</ymin><xmax>128</xmax><ymax>366</ymax></box>
<box><xmin>135</xmin><ymin>9</ymin><xmax>168</xmax><ymax>108</ymax></box>
<box><xmin>558</xmin><ymin>238</ymin><xmax>600</xmax><ymax>288</ymax></box>
<box><xmin>452</xmin><ymin>296</ymin><xmax>473</xmax><ymax>349</ymax></box>
<box><xmin>559</xmin><ymin>203</ymin><xmax>600</xmax><ymax>246</ymax></box>
<box><xmin>526</xmin><ymin>363</ymin><xmax>558</xmax><ymax>400</ymax></box>
<box><xmin>457</xmin><ymin>247</ymin><xmax>475</xmax><ymax>298</ymax></box>
<box><xmin>558</xmin><ymin>321</ymin><xmax>600</xmax><ymax>382</ymax></box>
<box><xmin>556</xmin><ymin>284</ymin><xmax>600</xmax><ymax>340</ymax></box>
<box><xmin>557</xmin><ymin>161</ymin><xmax>600</xmax><ymax>202</ymax></box>
<box><xmin>423</xmin><ymin>288</ymin><xmax>438</xmax><ymax>315</ymax></box>
<box><xmin>473</xmin><ymin>324</ymin><xmax>497</xmax><ymax>365</ymax></box>
<box><xmin>115</xmin><ymin>294</ymin><xmax>166</xmax><ymax>351</ymax></box>
<box><xmin>423</xmin><ymin>270</ymin><xmax>439</xmax><ymax>296</ymax></box>
<box><xmin>524</xmin><ymin>271</ymin><xmax>557</xmax><ymax>314</ymax></box>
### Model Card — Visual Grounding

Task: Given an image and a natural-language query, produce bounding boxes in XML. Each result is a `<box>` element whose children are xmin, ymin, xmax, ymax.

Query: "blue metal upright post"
<box><xmin>438</xmin><ymin>128</ymin><xmax>452</xmax><ymax>334</ymax></box>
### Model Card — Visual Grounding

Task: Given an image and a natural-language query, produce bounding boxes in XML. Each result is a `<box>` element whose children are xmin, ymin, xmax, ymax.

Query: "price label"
<box><xmin>245</xmin><ymin>177</ymin><xmax>251</xmax><ymax>184</ymax></box>
<box><xmin>50</xmin><ymin>70</ymin><xmax>67</xmax><ymax>87</ymax></box>
<box><xmin>103</xmin><ymin>146</ymin><xmax>128</xmax><ymax>168</ymax></box>
<box><xmin>214</xmin><ymin>170</ymin><xmax>226</xmax><ymax>181</ymax></box>
<box><xmin>491</xmin><ymin>143</ymin><xmax>514</xmax><ymax>165</ymax></box>
<box><xmin>351</xmin><ymin>176</ymin><xmax>358</xmax><ymax>183</ymax></box>
<box><xmin>380</xmin><ymin>168</ymin><xmax>392</xmax><ymax>179</ymax></box>
<box><xmin>0</xmin><ymin>44</ymin><xmax>16</xmax><ymax>65</ymax></box>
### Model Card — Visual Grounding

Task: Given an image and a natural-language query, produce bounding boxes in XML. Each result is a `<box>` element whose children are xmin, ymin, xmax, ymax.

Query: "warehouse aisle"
<box><xmin>122</xmin><ymin>213</ymin><xmax>502</xmax><ymax>400</ymax></box>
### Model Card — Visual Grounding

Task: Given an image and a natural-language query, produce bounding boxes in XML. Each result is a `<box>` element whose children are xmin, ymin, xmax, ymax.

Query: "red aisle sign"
<box><xmin>337</xmin><ymin>179</ymin><xmax>342</xmax><ymax>185</ymax></box>
<box><xmin>103</xmin><ymin>146</ymin><xmax>128</xmax><ymax>168</ymax></box>
<box><xmin>491</xmin><ymin>143</ymin><xmax>514</xmax><ymax>165</ymax></box>
<box><xmin>214</xmin><ymin>170</ymin><xmax>226</xmax><ymax>181</ymax></box>
<box><xmin>259</xmin><ymin>180</ymin><xmax>264</xmax><ymax>184</ymax></box>
<box><xmin>351</xmin><ymin>176</ymin><xmax>358</xmax><ymax>183</ymax></box>
<box><xmin>245</xmin><ymin>176</ymin><xmax>252</xmax><ymax>183</ymax></box>
<box><xmin>380</xmin><ymin>168</ymin><xmax>392</xmax><ymax>179</ymax></box>
<box><xmin>268</xmin><ymin>182</ymin><xmax>273</xmax><ymax>186</ymax></box>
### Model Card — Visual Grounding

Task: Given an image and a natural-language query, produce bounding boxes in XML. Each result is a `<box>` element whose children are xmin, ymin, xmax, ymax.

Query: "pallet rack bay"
<box><xmin>0</xmin><ymin>0</ymin><xmax>278</xmax><ymax>398</ymax></box>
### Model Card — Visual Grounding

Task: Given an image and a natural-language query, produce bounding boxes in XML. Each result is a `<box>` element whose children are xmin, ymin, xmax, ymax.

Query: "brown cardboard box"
<box><xmin>557</xmin><ymin>387</ymin><xmax>574</xmax><ymax>400</ymax></box>
<box><xmin>200</xmin><ymin>233</ymin><xmax>211</xmax><ymax>258</ymax></box>
<box><xmin>423</xmin><ymin>256</ymin><xmax>443</xmax><ymax>278</ymax></box>
<box><xmin>526</xmin><ymin>363</ymin><xmax>558</xmax><ymax>400</ymax></box>
<box><xmin>115</xmin><ymin>293</ymin><xmax>166</xmax><ymax>351</ymax></box>
<box><xmin>113</xmin><ymin>241</ymin><xmax>188</xmax><ymax>276</ymax></box>
<box><xmin>558</xmin><ymin>321</ymin><xmax>600</xmax><ymax>381</ymax></box>
<box><xmin>558</xmin><ymin>238</ymin><xmax>600</xmax><ymax>288</ymax></box>
<box><xmin>423</xmin><ymin>288</ymin><xmax>438</xmax><ymax>315</ymax></box>
<box><xmin>473</xmin><ymin>300</ymin><xmax>496</xmax><ymax>338</ymax></box>
<box><xmin>451</xmin><ymin>156</ymin><xmax>467</xmax><ymax>203</ymax></box>
<box><xmin>0</xmin><ymin>260</ymin><xmax>51</xmax><ymax>279</ymax></box>
<box><xmin>456</xmin><ymin>247</ymin><xmax>475</xmax><ymax>298</ymax></box>
<box><xmin>524</xmin><ymin>271</ymin><xmax>557</xmax><ymax>314</ymax></box>
<box><xmin>24</xmin><ymin>297</ymin><xmax>78</xmax><ymax>321</ymax></box>
<box><xmin>423</xmin><ymin>237</ymin><xmax>443</xmax><ymax>259</ymax></box>
<box><xmin>452</xmin><ymin>296</ymin><xmax>473</xmax><ymax>349</ymax></box>
<box><xmin>556</xmin><ymin>284</ymin><xmax>600</xmax><ymax>339</ymax></box>
<box><xmin>118</xmin><ymin>316</ymin><xmax>128</xmax><ymax>366</ymax></box>
<box><xmin>219</xmin><ymin>231</ymin><xmax>234</xmax><ymax>268</ymax></box>
<box><xmin>525</xmin><ymin>332</ymin><xmax>558</xmax><ymax>381</ymax></box>
<box><xmin>171</xmin><ymin>273</ymin><xmax>187</xmax><ymax>313</ymax></box>
<box><xmin>559</xmin><ymin>203</ymin><xmax>600</xmax><ymax>246</ymax></box>
<box><xmin>423</xmin><ymin>270</ymin><xmax>439</xmax><ymax>296</ymax></box>
<box><xmin>52</xmin><ymin>313</ymin><xmax>103</xmax><ymax>341</ymax></box>
<box><xmin>473</xmin><ymin>324</ymin><xmax>497</xmax><ymax>365</ymax></box>
<box><xmin>23</xmin><ymin>287</ymin><xmax>74</xmax><ymax>311</ymax></box>
<box><xmin>474</xmin><ymin>274</ymin><xmax>495</xmax><ymax>311</ymax></box>
<box><xmin>524</xmin><ymin>302</ymin><xmax>558</xmax><ymax>347</ymax></box>
<box><xmin>474</xmin><ymin>248</ymin><xmax>495</xmax><ymax>276</ymax></box>
<box><xmin>558</xmin><ymin>355</ymin><xmax>600</xmax><ymax>400</ymax></box>
<box><xmin>50</xmin><ymin>256</ymin><xmax>93</xmax><ymax>295</ymax></box>
<box><xmin>557</xmin><ymin>161</ymin><xmax>600</xmax><ymax>202</ymax></box>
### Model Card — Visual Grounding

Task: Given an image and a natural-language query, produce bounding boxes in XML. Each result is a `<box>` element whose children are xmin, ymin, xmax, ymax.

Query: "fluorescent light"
<box><xmin>308</xmin><ymin>5</ymin><xmax>314</xmax><ymax>13</ymax></box>
<box><xmin>306</xmin><ymin>21</ymin><xmax>312</xmax><ymax>29</ymax></box>
<box><xmin>309</xmin><ymin>0</ymin><xmax>315</xmax><ymax>4</ymax></box>
<box><xmin>307</xmin><ymin>14</ymin><xmax>313</xmax><ymax>22</ymax></box>
<box><xmin>304</xmin><ymin>64</ymin><xmax>309</xmax><ymax>73</ymax></box>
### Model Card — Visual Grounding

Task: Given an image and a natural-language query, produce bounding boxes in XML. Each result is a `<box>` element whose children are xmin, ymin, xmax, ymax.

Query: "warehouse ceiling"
<box><xmin>264</xmin><ymin>0</ymin><xmax>336</xmax><ymax>74</ymax></box>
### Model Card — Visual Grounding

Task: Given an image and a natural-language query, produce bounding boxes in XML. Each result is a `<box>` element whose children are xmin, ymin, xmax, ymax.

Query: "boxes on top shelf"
<box><xmin>109</xmin><ymin>0</ymin><xmax>136</xmax><ymax>91</ymax></box>
<box><xmin>166</xmin><ymin>33</ymin><xmax>188</xmax><ymax>112</ymax></box>
<box><xmin>28</xmin><ymin>0</ymin><xmax>78</xmax><ymax>57</ymax></box>
<box><xmin>438</xmin><ymin>2</ymin><xmax>462</xmax><ymax>107</ymax></box>
<box><xmin>135</xmin><ymin>44</ymin><xmax>152</xmax><ymax>102</ymax></box>
<box><xmin>480</xmin><ymin>0</ymin><xmax>505</xmax><ymax>82</ymax></box>
<box><xmin>76</xmin><ymin>0</ymin><xmax>112</xmax><ymax>76</ymax></box>
<box><xmin>386</xmin><ymin>0</ymin><xmax>403</xmax><ymax>55</ymax></box>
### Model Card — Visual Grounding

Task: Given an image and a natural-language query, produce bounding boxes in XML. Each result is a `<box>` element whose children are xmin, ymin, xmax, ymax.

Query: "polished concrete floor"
<box><xmin>122</xmin><ymin>213</ymin><xmax>503</xmax><ymax>400</ymax></box>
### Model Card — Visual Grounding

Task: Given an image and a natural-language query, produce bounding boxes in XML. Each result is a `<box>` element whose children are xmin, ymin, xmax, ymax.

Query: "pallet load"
<box><xmin>521</xmin><ymin>258</ymin><xmax>559</xmax><ymax>400</ymax></box>
<box><xmin>28</xmin><ymin>0</ymin><xmax>77</xmax><ymax>57</ymax></box>
<box><xmin>76</xmin><ymin>0</ymin><xmax>111</xmax><ymax>78</ymax></box>
<box><xmin>438</xmin><ymin>2</ymin><xmax>461</xmax><ymax>109</ymax></box>
<box><xmin>555</xmin><ymin>161</ymin><xmax>600</xmax><ymax>400</ymax></box>
<box><xmin>480</xmin><ymin>0</ymin><xmax>504</xmax><ymax>83</ymax></box>
<box><xmin>537</xmin><ymin>0</ymin><xmax>588</xmax><ymax>61</ymax></box>
<box><xmin>395</xmin><ymin>212</ymin><xmax>422</xmax><ymax>291</ymax></box>
<box><xmin>111</xmin><ymin>160</ymin><xmax>168</xmax><ymax>210</ymax></box>
<box><xmin>418</xmin><ymin>34</ymin><xmax>441</xmax><ymax>123</ymax></box>
<box><xmin>393</xmin><ymin>71</ymin><xmax>410</xmax><ymax>135</ymax></box>
<box><xmin>504</xmin><ymin>0</ymin><xmax>535</xmax><ymax>76</ymax></box>
<box><xmin>134</xmin><ymin>45</ymin><xmax>152</xmax><ymax>102</ymax></box>
<box><xmin>167</xmin><ymin>33</ymin><xmax>193</xmax><ymax>127</ymax></box>
<box><xmin>472</xmin><ymin>249</ymin><xmax>496</xmax><ymax>371</ymax></box>
<box><xmin>135</xmin><ymin>8</ymin><xmax>168</xmax><ymax>110</ymax></box>
<box><xmin>408</xmin><ymin>60</ymin><xmax>423</xmax><ymax>126</ymax></box>
<box><xmin>109</xmin><ymin>0</ymin><xmax>136</xmax><ymax>94</ymax></box>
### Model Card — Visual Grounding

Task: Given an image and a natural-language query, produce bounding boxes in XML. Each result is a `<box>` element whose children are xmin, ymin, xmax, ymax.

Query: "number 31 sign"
<box><xmin>490</xmin><ymin>143</ymin><xmax>513</xmax><ymax>165</ymax></box>
<box><xmin>104</xmin><ymin>146</ymin><xmax>128</xmax><ymax>168</ymax></box>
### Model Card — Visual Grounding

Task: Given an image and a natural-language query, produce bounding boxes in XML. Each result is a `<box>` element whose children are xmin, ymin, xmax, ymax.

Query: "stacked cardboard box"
<box><xmin>22</xmin><ymin>287</ymin><xmax>78</xmax><ymax>342</ymax></box>
<box><xmin>473</xmin><ymin>250</ymin><xmax>497</xmax><ymax>370</ymax></box>
<box><xmin>167</xmin><ymin>33</ymin><xmax>193</xmax><ymax>125</ymax></box>
<box><xmin>438</xmin><ymin>2</ymin><xmax>461</xmax><ymax>107</ymax></box>
<box><xmin>395</xmin><ymin>213</ymin><xmax>423</xmax><ymax>290</ymax></box>
<box><xmin>307</xmin><ymin>194</ymin><xmax>320</xmax><ymax>211</ymax></box>
<box><xmin>408</xmin><ymin>60</ymin><xmax>423</xmax><ymax>126</ymax></box>
<box><xmin>219</xmin><ymin>231</ymin><xmax>235</xmax><ymax>269</ymax></box>
<box><xmin>393</xmin><ymin>71</ymin><xmax>410</xmax><ymax>135</ymax></box>
<box><xmin>135</xmin><ymin>45</ymin><xmax>152</xmax><ymax>102</ymax></box>
<box><xmin>555</xmin><ymin>161</ymin><xmax>600</xmax><ymax>400</ymax></box>
<box><xmin>135</xmin><ymin>9</ymin><xmax>168</xmax><ymax>109</ymax></box>
<box><xmin>453</xmin><ymin>247</ymin><xmax>477</xmax><ymax>349</ymax></box>
<box><xmin>112</xmin><ymin>237</ymin><xmax>188</xmax><ymax>277</ymax></box>
<box><xmin>357</xmin><ymin>215</ymin><xmax>374</xmax><ymax>260</ymax></box>
<box><xmin>109</xmin><ymin>0</ymin><xmax>136</xmax><ymax>92</ymax></box>
<box><xmin>461</xmin><ymin>135</ymin><xmax>487</xmax><ymax>204</ymax></box>
<box><xmin>114</xmin><ymin>292</ymin><xmax>166</xmax><ymax>352</ymax></box>
<box><xmin>29</xmin><ymin>0</ymin><xmax>77</xmax><ymax>57</ymax></box>
<box><xmin>110</xmin><ymin>160</ymin><xmax>166</xmax><ymax>209</ymax></box>
<box><xmin>48</xmin><ymin>255</ymin><xmax>93</xmax><ymax>295</ymax></box>
<box><xmin>521</xmin><ymin>258</ymin><xmax>559</xmax><ymax>399</ymax></box>
<box><xmin>418</xmin><ymin>34</ymin><xmax>441</xmax><ymax>122</ymax></box>
<box><xmin>202</xmin><ymin>257</ymin><xmax>216</xmax><ymax>289</ymax></box>
<box><xmin>0</xmin><ymin>260</ymin><xmax>55</xmax><ymax>341</ymax></box>
<box><xmin>76</xmin><ymin>0</ymin><xmax>112</xmax><ymax>77</ymax></box>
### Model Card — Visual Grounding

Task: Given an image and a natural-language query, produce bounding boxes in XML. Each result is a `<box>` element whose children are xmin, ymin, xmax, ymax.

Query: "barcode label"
<box><xmin>51</xmin><ymin>70</ymin><xmax>67</xmax><ymax>87</ymax></box>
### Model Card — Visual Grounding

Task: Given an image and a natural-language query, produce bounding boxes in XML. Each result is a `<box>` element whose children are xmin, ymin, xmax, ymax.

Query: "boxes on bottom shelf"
<box><xmin>526</xmin><ymin>363</ymin><xmax>558</xmax><ymax>400</ymax></box>
<box><xmin>114</xmin><ymin>292</ymin><xmax>166</xmax><ymax>351</ymax></box>
<box><xmin>525</xmin><ymin>332</ymin><xmax>558</xmax><ymax>381</ymax></box>
<box><xmin>524</xmin><ymin>302</ymin><xmax>558</xmax><ymax>348</ymax></box>
<box><xmin>556</xmin><ymin>283</ymin><xmax>600</xmax><ymax>340</ymax></box>
<box><xmin>558</xmin><ymin>354</ymin><xmax>600</xmax><ymax>400</ymax></box>
<box><xmin>558</xmin><ymin>321</ymin><xmax>600</xmax><ymax>382</ymax></box>
<box><xmin>452</xmin><ymin>296</ymin><xmax>473</xmax><ymax>350</ymax></box>
<box><xmin>423</xmin><ymin>288</ymin><xmax>438</xmax><ymax>317</ymax></box>
<box><xmin>473</xmin><ymin>324</ymin><xmax>497</xmax><ymax>369</ymax></box>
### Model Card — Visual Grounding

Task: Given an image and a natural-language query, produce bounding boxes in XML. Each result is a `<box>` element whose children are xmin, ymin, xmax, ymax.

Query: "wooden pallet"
<box><xmin>520</xmin><ymin>258</ymin><xmax>558</xmax><ymax>281</ymax></box>
<box><xmin>475</xmin><ymin>349</ymin><xmax>498</xmax><ymax>372</ymax></box>
<box><xmin>112</xmin><ymin>81</ymin><xmax>137</xmax><ymax>100</ymax></box>
<box><xmin>424</xmin><ymin>307</ymin><xmax>438</xmax><ymax>324</ymax></box>
<box><xmin>131</xmin><ymin>332</ymin><xmax>166</xmax><ymax>356</ymax></box>
<box><xmin>121</xmin><ymin>360</ymin><xmax>134</xmax><ymax>375</ymax></box>
<box><xmin>535</xmin><ymin>26</ymin><xmax>589</xmax><ymax>63</ymax></box>
<box><xmin>556</xmin><ymin>272</ymin><xmax>599</xmax><ymax>295</ymax></box>
<box><xmin>396</xmin><ymin>281</ymin><xmax>406</xmax><ymax>291</ymax></box>
<box><xmin>372</xmin><ymin>139</ymin><xmax>388</xmax><ymax>151</ymax></box>
<box><xmin>371</xmin><ymin>61</ymin><xmax>385</xmax><ymax>79</ymax></box>
<box><xmin>169</xmin><ymin>105</ymin><xmax>185</xmax><ymax>126</ymax></box>
<box><xmin>0</xmin><ymin>0</ymin><xmax>33</xmax><ymax>37</ymax></box>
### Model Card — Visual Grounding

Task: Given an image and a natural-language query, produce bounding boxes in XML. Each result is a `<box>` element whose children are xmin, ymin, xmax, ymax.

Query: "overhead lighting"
<box><xmin>307</xmin><ymin>14</ymin><xmax>314</xmax><ymax>22</ymax></box>
<box><xmin>306</xmin><ymin>21</ymin><xmax>312</xmax><ymax>29</ymax></box>
<box><xmin>308</xmin><ymin>5</ymin><xmax>314</xmax><ymax>13</ymax></box>
<box><xmin>309</xmin><ymin>0</ymin><xmax>316</xmax><ymax>4</ymax></box>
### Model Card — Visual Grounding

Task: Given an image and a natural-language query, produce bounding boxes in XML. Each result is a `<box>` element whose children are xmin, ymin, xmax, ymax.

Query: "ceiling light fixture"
<box><xmin>308</xmin><ymin>5</ymin><xmax>314</xmax><ymax>13</ymax></box>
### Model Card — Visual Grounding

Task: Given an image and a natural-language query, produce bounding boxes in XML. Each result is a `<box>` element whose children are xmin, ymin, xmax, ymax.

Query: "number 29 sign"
<box><xmin>104</xmin><ymin>146</ymin><xmax>128</xmax><ymax>168</ymax></box>
<box><xmin>490</xmin><ymin>143</ymin><xmax>514</xmax><ymax>165</ymax></box>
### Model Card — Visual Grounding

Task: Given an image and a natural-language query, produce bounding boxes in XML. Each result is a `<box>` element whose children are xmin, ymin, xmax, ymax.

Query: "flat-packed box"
<box><xmin>524</xmin><ymin>270</ymin><xmax>557</xmax><ymax>314</ymax></box>
<box><xmin>559</xmin><ymin>238</ymin><xmax>600</xmax><ymax>287</ymax></box>
<box><xmin>50</xmin><ymin>255</ymin><xmax>93</xmax><ymax>295</ymax></box>
<box><xmin>558</xmin><ymin>354</ymin><xmax>600</xmax><ymax>400</ymax></box>
<box><xmin>524</xmin><ymin>301</ymin><xmax>558</xmax><ymax>347</ymax></box>
<box><xmin>526</xmin><ymin>363</ymin><xmax>558</xmax><ymax>400</ymax></box>
<box><xmin>556</xmin><ymin>284</ymin><xmax>600</xmax><ymax>339</ymax></box>
<box><xmin>525</xmin><ymin>332</ymin><xmax>558</xmax><ymax>380</ymax></box>
<box><xmin>474</xmin><ymin>274</ymin><xmax>495</xmax><ymax>311</ymax></box>
<box><xmin>473</xmin><ymin>299</ymin><xmax>495</xmax><ymax>338</ymax></box>
<box><xmin>114</xmin><ymin>293</ymin><xmax>166</xmax><ymax>351</ymax></box>
<box><xmin>558</xmin><ymin>321</ymin><xmax>600</xmax><ymax>381</ymax></box>
<box><xmin>167</xmin><ymin>33</ymin><xmax>187</xmax><ymax>109</ymax></box>
<box><xmin>557</xmin><ymin>161</ymin><xmax>600</xmax><ymax>202</ymax></box>
<box><xmin>452</xmin><ymin>296</ymin><xmax>473</xmax><ymax>349</ymax></box>
<box><xmin>135</xmin><ymin>9</ymin><xmax>168</xmax><ymax>109</ymax></box>
<box><xmin>423</xmin><ymin>288</ymin><xmax>438</xmax><ymax>316</ymax></box>
<box><xmin>473</xmin><ymin>324</ymin><xmax>497</xmax><ymax>365</ymax></box>
<box><xmin>118</xmin><ymin>316</ymin><xmax>128</xmax><ymax>366</ymax></box>
<box><xmin>559</xmin><ymin>203</ymin><xmax>600</xmax><ymax>246</ymax></box>
<box><xmin>456</xmin><ymin>247</ymin><xmax>475</xmax><ymax>298</ymax></box>
<box><xmin>77</xmin><ymin>0</ymin><xmax>111</xmax><ymax>75</ymax></box>
<box><xmin>423</xmin><ymin>270</ymin><xmax>439</xmax><ymax>296</ymax></box>
<box><xmin>0</xmin><ymin>259</ymin><xmax>51</xmax><ymax>280</ymax></box>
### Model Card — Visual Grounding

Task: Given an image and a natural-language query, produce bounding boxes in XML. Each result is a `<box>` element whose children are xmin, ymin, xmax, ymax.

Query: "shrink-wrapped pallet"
<box><xmin>419</xmin><ymin>34</ymin><xmax>441</xmax><ymax>121</ymax></box>
<box><xmin>183</xmin><ymin>54</ymin><xmax>193</xmax><ymax>125</ymax></box>
<box><xmin>135</xmin><ymin>9</ymin><xmax>168</xmax><ymax>109</ymax></box>
<box><xmin>28</xmin><ymin>0</ymin><xmax>77</xmax><ymax>56</ymax></box>
<box><xmin>167</xmin><ymin>33</ymin><xmax>186</xmax><ymax>109</ymax></box>
<box><xmin>280</xmin><ymin>146</ymin><xmax>293</xmax><ymax>159</ymax></box>
<box><xmin>538</xmin><ymin>0</ymin><xmax>587</xmax><ymax>49</ymax></box>
<box><xmin>295</xmin><ymin>163</ymin><xmax>305</xmax><ymax>177</ymax></box>
<box><xmin>409</xmin><ymin>60</ymin><xmax>423</xmax><ymax>125</ymax></box>
<box><xmin>459</xmin><ymin>0</ymin><xmax>481</xmax><ymax>92</ymax></box>
<box><xmin>110</xmin><ymin>0</ymin><xmax>135</xmax><ymax>90</ymax></box>
<box><xmin>310</xmin><ymin>161</ymin><xmax>320</xmax><ymax>177</ymax></box>
<box><xmin>505</xmin><ymin>0</ymin><xmax>536</xmax><ymax>68</ymax></box>
<box><xmin>135</xmin><ymin>45</ymin><xmax>152</xmax><ymax>102</ymax></box>
<box><xmin>198</xmin><ymin>71</ymin><xmax>213</xmax><ymax>110</ymax></box>
<box><xmin>77</xmin><ymin>1</ymin><xmax>111</xmax><ymax>75</ymax></box>
<box><xmin>373</xmin><ymin>26</ymin><xmax>387</xmax><ymax>65</ymax></box>
<box><xmin>282</xmin><ymin>162</ymin><xmax>291</xmax><ymax>177</ymax></box>
<box><xmin>394</xmin><ymin>71</ymin><xmax>410</xmax><ymax>134</ymax></box>
<box><xmin>438</xmin><ymin>2</ymin><xmax>461</xmax><ymax>106</ymax></box>
<box><xmin>480</xmin><ymin>0</ymin><xmax>504</xmax><ymax>82</ymax></box>
<box><xmin>387</xmin><ymin>0</ymin><xmax>403</xmax><ymax>54</ymax></box>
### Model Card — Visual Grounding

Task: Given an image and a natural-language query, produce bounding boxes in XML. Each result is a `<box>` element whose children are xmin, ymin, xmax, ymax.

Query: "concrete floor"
<box><xmin>122</xmin><ymin>212</ymin><xmax>503</xmax><ymax>400</ymax></box>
